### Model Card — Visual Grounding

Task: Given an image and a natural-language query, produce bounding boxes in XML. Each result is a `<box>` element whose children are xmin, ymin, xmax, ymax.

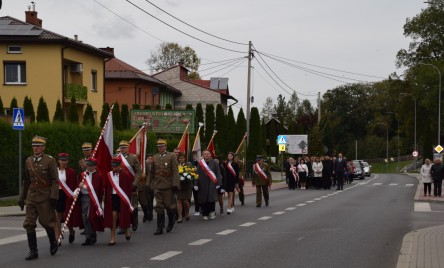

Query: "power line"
<box><xmin>200</xmin><ymin>58</ymin><xmax>246</xmax><ymax>77</ymax></box>
<box><xmin>199</xmin><ymin>57</ymin><xmax>245</xmax><ymax>72</ymax></box>
<box><xmin>254</xmin><ymin>55</ymin><xmax>293</xmax><ymax>96</ymax></box>
<box><xmin>125</xmin><ymin>0</ymin><xmax>246</xmax><ymax>53</ymax></box>
<box><xmin>254</xmin><ymin>49</ymin><xmax>386</xmax><ymax>80</ymax></box>
<box><xmin>199</xmin><ymin>57</ymin><xmax>247</xmax><ymax>66</ymax></box>
<box><xmin>143</xmin><ymin>0</ymin><xmax>248</xmax><ymax>46</ymax></box>
<box><xmin>218</xmin><ymin>58</ymin><xmax>248</xmax><ymax>77</ymax></box>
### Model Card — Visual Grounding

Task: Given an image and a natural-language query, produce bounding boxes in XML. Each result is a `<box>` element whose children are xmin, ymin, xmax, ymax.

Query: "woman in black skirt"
<box><xmin>224</xmin><ymin>152</ymin><xmax>239</xmax><ymax>214</ymax></box>
<box><xmin>177</xmin><ymin>153</ymin><xmax>194</xmax><ymax>222</ymax></box>
<box><xmin>298</xmin><ymin>158</ymin><xmax>309</xmax><ymax>190</ymax></box>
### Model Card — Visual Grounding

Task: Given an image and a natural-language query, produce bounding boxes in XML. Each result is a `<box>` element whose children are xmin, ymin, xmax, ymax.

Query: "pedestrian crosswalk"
<box><xmin>363</xmin><ymin>183</ymin><xmax>415</xmax><ymax>187</ymax></box>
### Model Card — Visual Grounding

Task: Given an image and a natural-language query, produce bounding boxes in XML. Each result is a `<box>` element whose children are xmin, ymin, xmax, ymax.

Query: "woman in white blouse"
<box><xmin>298</xmin><ymin>159</ymin><xmax>309</xmax><ymax>190</ymax></box>
<box><xmin>420</xmin><ymin>158</ymin><xmax>433</xmax><ymax>196</ymax></box>
<box><xmin>312</xmin><ymin>157</ymin><xmax>323</xmax><ymax>189</ymax></box>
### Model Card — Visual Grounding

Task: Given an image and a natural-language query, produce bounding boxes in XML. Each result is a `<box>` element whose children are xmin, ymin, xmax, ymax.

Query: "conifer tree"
<box><xmin>82</xmin><ymin>104</ymin><xmax>95</xmax><ymax>126</ymax></box>
<box><xmin>165</xmin><ymin>103</ymin><xmax>172</xmax><ymax>110</ymax></box>
<box><xmin>36</xmin><ymin>96</ymin><xmax>50</xmax><ymax>122</ymax></box>
<box><xmin>132</xmin><ymin>104</ymin><xmax>140</xmax><ymax>110</ymax></box>
<box><xmin>215</xmin><ymin>104</ymin><xmax>227</xmax><ymax>157</ymax></box>
<box><xmin>235</xmin><ymin>107</ymin><xmax>246</xmax><ymax>145</ymax></box>
<box><xmin>10</xmin><ymin>97</ymin><xmax>18</xmax><ymax>109</ymax></box>
<box><xmin>204</xmin><ymin>104</ymin><xmax>215</xmax><ymax>145</ymax></box>
<box><xmin>53</xmin><ymin>99</ymin><xmax>65</xmax><ymax>122</ymax></box>
<box><xmin>112</xmin><ymin>102</ymin><xmax>123</xmax><ymax>130</ymax></box>
<box><xmin>225</xmin><ymin>107</ymin><xmax>237</xmax><ymax>151</ymax></box>
<box><xmin>0</xmin><ymin>96</ymin><xmax>4</xmax><ymax>115</ymax></box>
<box><xmin>100</xmin><ymin>103</ymin><xmax>110</xmax><ymax>127</ymax></box>
<box><xmin>68</xmin><ymin>96</ymin><xmax>79</xmax><ymax>124</ymax></box>
<box><xmin>23</xmin><ymin>96</ymin><xmax>35</xmax><ymax>122</ymax></box>
<box><xmin>121</xmin><ymin>104</ymin><xmax>129</xmax><ymax>129</ymax></box>
<box><xmin>247</xmin><ymin>107</ymin><xmax>261</xmax><ymax>161</ymax></box>
<box><xmin>185</xmin><ymin>104</ymin><xmax>193</xmax><ymax>110</ymax></box>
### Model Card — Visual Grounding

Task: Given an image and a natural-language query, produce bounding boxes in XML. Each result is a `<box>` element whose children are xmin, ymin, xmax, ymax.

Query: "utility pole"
<box><xmin>318</xmin><ymin>92</ymin><xmax>321</xmax><ymax>125</ymax></box>
<box><xmin>246</xmin><ymin>41</ymin><xmax>253</xmax><ymax>145</ymax></box>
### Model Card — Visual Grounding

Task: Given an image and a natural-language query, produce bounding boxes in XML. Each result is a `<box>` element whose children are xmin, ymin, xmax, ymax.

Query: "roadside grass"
<box><xmin>0</xmin><ymin>199</ymin><xmax>18</xmax><ymax>207</ymax></box>
<box><xmin>369</xmin><ymin>160</ymin><xmax>418</xmax><ymax>174</ymax></box>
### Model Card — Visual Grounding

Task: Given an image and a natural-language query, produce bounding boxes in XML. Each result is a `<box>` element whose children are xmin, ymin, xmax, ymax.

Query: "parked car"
<box><xmin>351</xmin><ymin>160</ymin><xmax>365</xmax><ymax>180</ymax></box>
<box><xmin>362</xmin><ymin>161</ymin><xmax>371</xmax><ymax>177</ymax></box>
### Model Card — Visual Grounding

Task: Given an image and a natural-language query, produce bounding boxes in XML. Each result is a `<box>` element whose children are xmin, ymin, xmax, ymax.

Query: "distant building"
<box><xmin>0</xmin><ymin>5</ymin><xmax>112</xmax><ymax>123</ymax></box>
<box><xmin>103</xmin><ymin>47</ymin><xmax>182</xmax><ymax>109</ymax></box>
<box><xmin>152</xmin><ymin>62</ymin><xmax>237</xmax><ymax>111</ymax></box>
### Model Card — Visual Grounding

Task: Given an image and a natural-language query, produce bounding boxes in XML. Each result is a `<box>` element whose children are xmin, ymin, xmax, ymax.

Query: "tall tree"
<box><xmin>195</xmin><ymin>103</ymin><xmax>204</xmax><ymax>141</ymax></box>
<box><xmin>0</xmin><ymin>96</ymin><xmax>4</xmax><ymax>115</ymax></box>
<box><xmin>235</xmin><ymin>107</ymin><xmax>246</xmax><ymax>145</ymax></box>
<box><xmin>274</xmin><ymin>94</ymin><xmax>287</xmax><ymax>125</ymax></box>
<box><xmin>10</xmin><ymin>97</ymin><xmax>18</xmax><ymax>109</ymax></box>
<box><xmin>146</xmin><ymin>42</ymin><xmax>201</xmax><ymax>79</ymax></box>
<box><xmin>247</xmin><ymin>107</ymin><xmax>261</xmax><ymax>161</ymax></box>
<box><xmin>185</xmin><ymin>104</ymin><xmax>193</xmax><ymax>110</ymax></box>
<box><xmin>68</xmin><ymin>96</ymin><xmax>78</xmax><ymax>124</ymax></box>
<box><xmin>226</xmin><ymin>107</ymin><xmax>237</xmax><ymax>151</ymax></box>
<box><xmin>112</xmin><ymin>103</ymin><xmax>123</xmax><ymax>130</ymax></box>
<box><xmin>261</xmin><ymin>97</ymin><xmax>274</xmax><ymax>120</ymax></box>
<box><xmin>23</xmin><ymin>96</ymin><xmax>35</xmax><ymax>122</ymax></box>
<box><xmin>121</xmin><ymin>104</ymin><xmax>129</xmax><ymax>129</ymax></box>
<box><xmin>100</xmin><ymin>103</ymin><xmax>110</xmax><ymax>127</ymax></box>
<box><xmin>82</xmin><ymin>104</ymin><xmax>95</xmax><ymax>126</ymax></box>
<box><xmin>36</xmin><ymin>96</ymin><xmax>50</xmax><ymax>122</ymax></box>
<box><xmin>53</xmin><ymin>99</ymin><xmax>64</xmax><ymax>122</ymax></box>
<box><xmin>215</xmin><ymin>104</ymin><xmax>227</xmax><ymax>157</ymax></box>
<box><xmin>204</xmin><ymin>104</ymin><xmax>215</xmax><ymax>145</ymax></box>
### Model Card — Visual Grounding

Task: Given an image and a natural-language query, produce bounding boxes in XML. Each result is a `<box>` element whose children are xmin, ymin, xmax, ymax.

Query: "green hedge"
<box><xmin>65</xmin><ymin>83</ymin><xmax>88</xmax><ymax>101</ymax></box>
<box><xmin>0</xmin><ymin>121</ymin><xmax>182</xmax><ymax>197</ymax></box>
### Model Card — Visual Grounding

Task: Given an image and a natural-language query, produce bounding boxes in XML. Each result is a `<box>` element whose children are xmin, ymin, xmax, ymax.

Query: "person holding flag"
<box><xmin>195</xmin><ymin>149</ymin><xmax>222</xmax><ymax>220</ymax></box>
<box><xmin>252</xmin><ymin>155</ymin><xmax>272</xmax><ymax>207</ymax></box>
<box><xmin>104</xmin><ymin>157</ymin><xmax>134</xmax><ymax>245</ymax></box>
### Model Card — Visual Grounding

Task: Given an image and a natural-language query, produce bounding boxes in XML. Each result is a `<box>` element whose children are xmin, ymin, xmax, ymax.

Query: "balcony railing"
<box><xmin>64</xmin><ymin>83</ymin><xmax>87</xmax><ymax>101</ymax></box>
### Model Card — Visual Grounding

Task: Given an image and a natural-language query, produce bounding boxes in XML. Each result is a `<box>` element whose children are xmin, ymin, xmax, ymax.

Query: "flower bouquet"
<box><xmin>179</xmin><ymin>165</ymin><xmax>198</xmax><ymax>181</ymax></box>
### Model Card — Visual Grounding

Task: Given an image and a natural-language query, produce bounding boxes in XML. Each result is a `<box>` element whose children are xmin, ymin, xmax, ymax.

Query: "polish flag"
<box><xmin>129</xmin><ymin>125</ymin><xmax>147</xmax><ymax>173</ymax></box>
<box><xmin>178</xmin><ymin>123</ymin><xmax>189</xmax><ymax>156</ymax></box>
<box><xmin>92</xmin><ymin>105</ymin><xmax>114</xmax><ymax>178</ymax></box>
<box><xmin>207</xmin><ymin>136</ymin><xmax>216</xmax><ymax>158</ymax></box>
<box><xmin>192</xmin><ymin>123</ymin><xmax>203</xmax><ymax>160</ymax></box>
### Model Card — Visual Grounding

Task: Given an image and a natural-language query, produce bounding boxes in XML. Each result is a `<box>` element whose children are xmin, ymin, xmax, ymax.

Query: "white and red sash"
<box><xmin>226</xmin><ymin>161</ymin><xmax>236</xmax><ymax>177</ymax></box>
<box><xmin>254</xmin><ymin>163</ymin><xmax>268</xmax><ymax>181</ymax></box>
<box><xmin>107</xmin><ymin>171</ymin><xmax>134</xmax><ymax>212</ymax></box>
<box><xmin>119</xmin><ymin>154</ymin><xmax>135</xmax><ymax>178</ymax></box>
<box><xmin>81</xmin><ymin>172</ymin><xmax>103</xmax><ymax>216</ymax></box>
<box><xmin>199</xmin><ymin>159</ymin><xmax>218</xmax><ymax>184</ymax></box>
<box><xmin>58</xmin><ymin>169</ymin><xmax>74</xmax><ymax>198</ymax></box>
<box><xmin>290</xmin><ymin>165</ymin><xmax>299</xmax><ymax>181</ymax></box>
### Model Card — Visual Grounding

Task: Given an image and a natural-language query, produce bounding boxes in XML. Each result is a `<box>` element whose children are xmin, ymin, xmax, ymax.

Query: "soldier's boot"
<box><xmin>166</xmin><ymin>212</ymin><xmax>175</xmax><ymax>233</ymax></box>
<box><xmin>154</xmin><ymin>214</ymin><xmax>164</xmax><ymax>235</ymax></box>
<box><xmin>46</xmin><ymin>228</ymin><xmax>58</xmax><ymax>256</ymax></box>
<box><xmin>132</xmin><ymin>208</ymin><xmax>139</xmax><ymax>231</ymax></box>
<box><xmin>25</xmin><ymin>232</ymin><xmax>38</xmax><ymax>261</ymax></box>
<box><xmin>142</xmin><ymin>205</ymin><xmax>149</xmax><ymax>223</ymax></box>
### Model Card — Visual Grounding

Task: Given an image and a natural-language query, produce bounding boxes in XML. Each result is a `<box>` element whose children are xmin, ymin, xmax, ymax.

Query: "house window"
<box><xmin>91</xmin><ymin>70</ymin><xmax>97</xmax><ymax>92</ymax></box>
<box><xmin>7</xmin><ymin>46</ymin><xmax>22</xmax><ymax>54</ymax></box>
<box><xmin>4</xmin><ymin>62</ymin><xmax>26</xmax><ymax>84</ymax></box>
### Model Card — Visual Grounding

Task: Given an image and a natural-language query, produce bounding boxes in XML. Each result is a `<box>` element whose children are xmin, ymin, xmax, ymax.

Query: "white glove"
<box><xmin>194</xmin><ymin>186</ymin><xmax>198</xmax><ymax>191</ymax></box>
<box><xmin>216</xmin><ymin>185</ymin><xmax>220</xmax><ymax>189</ymax></box>
<box><xmin>220</xmin><ymin>189</ymin><xmax>225</xmax><ymax>193</ymax></box>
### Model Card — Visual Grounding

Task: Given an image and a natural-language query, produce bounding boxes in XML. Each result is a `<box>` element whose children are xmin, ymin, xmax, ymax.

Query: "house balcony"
<box><xmin>64</xmin><ymin>83</ymin><xmax>88</xmax><ymax>104</ymax></box>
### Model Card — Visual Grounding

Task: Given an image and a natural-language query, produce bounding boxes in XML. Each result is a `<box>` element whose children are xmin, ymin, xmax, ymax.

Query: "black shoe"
<box><xmin>154</xmin><ymin>214</ymin><xmax>165</xmax><ymax>235</ymax></box>
<box><xmin>81</xmin><ymin>240</ymin><xmax>94</xmax><ymax>246</ymax></box>
<box><xmin>336</xmin><ymin>188</ymin><xmax>340</xmax><ymax>190</ymax></box>
<box><xmin>132</xmin><ymin>224</ymin><xmax>138</xmax><ymax>232</ymax></box>
<box><xmin>143</xmin><ymin>216</ymin><xmax>148</xmax><ymax>223</ymax></box>
<box><xmin>265</xmin><ymin>201</ymin><xmax>269</xmax><ymax>207</ymax></box>
<box><xmin>241</xmin><ymin>202</ymin><xmax>245</xmax><ymax>206</ymax></box>
<box><xmin>46</xmin><ymin>228</ymin><xmax>58</xmax><ymax>256</ymax></box>
<box><xmin>25</xmin><ymin>251</ymin><xmax>38</xmax><ymax>261</ymax></box>
<box><xmin>147</xmin><ymin>214</ymin><xmax>153</xmax><ymax>221</ymax></box>
<box><xmin>166</xmin><ymin>213</ymin><xmax>175</xmax><ymax>233</ymax></box>
<box><xmin>256</xmin><ymin>204</ymin><xmax>261</xmax><ymax>207</ymax></box>
<box><xmin>69</xmin><ymin>233</ymin><xmax>75</xmax><ymax>244</ymax></box>
<box><xmin>25</xmin><ymin>232</ymin><xmax>38</xmax><ymax>261</ymax></box>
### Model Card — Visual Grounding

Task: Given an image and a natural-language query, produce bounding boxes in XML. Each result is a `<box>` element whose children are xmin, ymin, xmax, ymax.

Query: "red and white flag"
<box><xmin>129</xmin><ymin>125</ymin><xmax>147</xmax><ymax>173</ymax></box>
<box><xmin>178</xmin><ymin>123</ymin><xmax>189</xmax><ymax>156</ymax></box>
<box><xmin>192</xmin><ymin>123</ymin><xmax>203</xmax><ymax>160</ymax></box>
<box><xmin>92</xmin><ymin>105</ymin><xmax>114</xmax><ymax>178</ymax></box>
<box><xmin>206</xmin><ymin>131</ymin><xmax>217</xmax><ymax>158</ymax></box>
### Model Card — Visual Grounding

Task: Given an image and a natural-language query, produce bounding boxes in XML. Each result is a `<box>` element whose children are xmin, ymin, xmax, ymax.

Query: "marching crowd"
<box><xmin>17</xmin><ymin>135</ymin><xmax>274</xmax><ymax>261</ymax></box>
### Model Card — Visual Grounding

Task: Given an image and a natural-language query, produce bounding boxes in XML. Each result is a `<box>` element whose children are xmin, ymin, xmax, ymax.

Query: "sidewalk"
<box><xmin>396</xmin><ymin>173</ymin><xmax>444</xmax><ymax>268</ymax></box>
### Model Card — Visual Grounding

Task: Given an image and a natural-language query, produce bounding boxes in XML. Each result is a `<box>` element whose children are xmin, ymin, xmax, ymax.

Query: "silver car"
<box><xmin>362</xmin><ymin>161</ymin><xmax>371</xmax><ymax>177</ymax></box>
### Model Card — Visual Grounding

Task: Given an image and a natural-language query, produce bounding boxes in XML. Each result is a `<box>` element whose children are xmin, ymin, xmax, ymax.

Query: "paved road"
<box><xmin>1</xmin><ymin>173</ymin><xmax>443</xmax><ymax>268</ymax></box>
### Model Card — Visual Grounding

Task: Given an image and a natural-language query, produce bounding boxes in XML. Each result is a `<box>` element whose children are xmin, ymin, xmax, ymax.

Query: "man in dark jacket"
<box><xmin>322</xmin><ymin>156</ymin><xmax>334</xmax><ymax>189</ymax></box>
<box><xmin>430</xmin><ymin>158</ymin><xmax>443</xmax><ymax>197</ymax></box>
<box><xmin>334</xmin><ymin>153</ymin><xmax>347</xmax><ymax>190</ymax></box>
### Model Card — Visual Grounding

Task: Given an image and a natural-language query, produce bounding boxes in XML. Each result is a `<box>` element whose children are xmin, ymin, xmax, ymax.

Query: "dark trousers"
<box><xmin>336</xmin><ymin>172</ymin><xmax>344</xmax><ymax>190</ymax></box>
<box><xmin>146</xmin><ymin>187</ymin><xmax>154</xmax><ymax>218</ymax></box>
<box><xmin>201</xmin><ymin>202</ymin><xmax>215</xmax><ymax>216</ymax></box>
<box><xmin>424</xmin><ymin>183</ymin><xmax>432</xmax><ymax>195</ymax></box>
<box><xmin>192</xmin><ymin>189</ymin><xmax>200</xmax><ymax>212</ymax></box>
<box><xmin>433</xmin><ymin>180</ymin><xmax>442</xmax><ymax>196</ymax></box>
<box><xmin>256</xmin><ymin>185</ymin><xmax>269</xmax><ymax>206</ymax></box>
<box><xmin>81</xmin><ymin>195</ymin><xmax>96</xmax><ymax>241</ymax></box>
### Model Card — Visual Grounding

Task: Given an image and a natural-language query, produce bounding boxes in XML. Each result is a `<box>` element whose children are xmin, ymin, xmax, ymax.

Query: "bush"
<box><xmin>82</xmin><ymin>104</ymin><xmax>95</xmax><ymax>126</ymax></box>
<box><xmin>68</xmin><ymin>96</ymin><xmax>79</xmax><ymax>124</ymax></box>
<box><xmin>53</xmin><ymin>99</ymin><xmax>64</xmax><ymax>122</ymax></box>
<box><xmin>0</xmin><ymin>96</ymin><xmax>4</xmax><ymax>115</ymax></box>
<box><xmin>36</xmin><ymin>96</ymin><xmax>50</xmax><ymax>122</ymax></box>
<box><xmin>23</xmin><ymin>96</ymin><xmax>35</xmax><ymax>122</ymax></box>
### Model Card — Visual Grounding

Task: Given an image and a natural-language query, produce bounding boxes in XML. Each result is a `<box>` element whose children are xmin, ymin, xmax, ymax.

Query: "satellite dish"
<box><xmin>152</xmin><ymin>87</ymin><xmax>159</xmax><ymax>96</ymax></box>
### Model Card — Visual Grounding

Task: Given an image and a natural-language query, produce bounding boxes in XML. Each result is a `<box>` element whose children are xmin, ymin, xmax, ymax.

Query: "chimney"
<box><xmin>74</xmin><ymin>34</ymin><xmax>78</xmax><ymax>41</ymax></box>
<box><xmin>25</xmin><ymin>2</ymin><xmax>42</xmax><ymax>27</ymax></box>
<box><xmin>99</xmin><ymin>47</ymin><xmax>114</xmax><ymax>56</ymax></box>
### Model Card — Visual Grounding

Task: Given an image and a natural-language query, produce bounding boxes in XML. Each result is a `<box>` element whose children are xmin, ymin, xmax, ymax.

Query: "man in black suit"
<box><xmin>334</xmin><ymin>153</ymin><xmax>347</xmax><ymax>190</ymax></box>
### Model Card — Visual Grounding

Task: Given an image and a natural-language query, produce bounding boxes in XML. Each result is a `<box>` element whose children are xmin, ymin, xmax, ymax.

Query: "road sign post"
<box><xmin>12</xmin><ymin>108</ymin><xmax>25</xmax><ymax>196</ymax></box>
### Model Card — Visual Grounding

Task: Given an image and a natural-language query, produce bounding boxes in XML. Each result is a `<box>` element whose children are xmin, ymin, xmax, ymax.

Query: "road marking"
<box><xmin>296</xmin><ymin>203</ymin><xmax>306</xmax><ymax>207</ymax></box>
<box><xmin>306</xmin><ymin>200</ymin><xmax>315</xmax><ymax>203</ymax></box>
<box><xmin>321</xmin><ymin>195</ymin><xmax>329</xmax><ymax>198</ymax></box>
<box><xmin>389</xmin><ymin>183</ymin><xmax>398</xmax><ymax>186</ymax></box>
<box><xmin>216</xmin><ymin>229</ymin><xmax>237</xmax><ymax>235</ymax></box>
<box><xmin>257</xmin><ymin>216</ymin><xmax>272</xmax><ymax>221</ymax></box>
<box><xmin>239</xmin><ymin>222</ymin><xmax>257</xmax><ymax>227</ymax></box>
<box><xmin>273</xmin><ymin>211</ymin><xmax>285</xmax><ymax>215</ymax></box>
<box><xmin>373</xmin><ymin>183</ymin><xmax>382</xmax><ymax>186</ymax></box>
<box><xmin>285</xmin><ymin>207</ymin><xmax>296</xmax><ymax>211</ymax></box>
<box><xmin>0</xmin><ymin>227</ymin><xmax>44</xmax><ymax>231</ymax></box>
<box><xmin>188</xmin><ymin>239</ymin><xmax>212</xmax><ymax>246</ymax></box>
<box><xmin>405</xmin><ymin>184</ymin><xmax>414</xmax><ymax>187</ymax></box>
<box><xmin>0</xmin><ymin>231</ymin><xmax>46</xmax><ymax>246</ymax></box>
<box><xmin>414</xmin><ymin>203</ymin><xmax>431</xmax><ymax>212</ymax></box>
<box><xmin>151</xmin><ymin>251</ymin><xmax>182</xmax><ymax>260</ymax></box>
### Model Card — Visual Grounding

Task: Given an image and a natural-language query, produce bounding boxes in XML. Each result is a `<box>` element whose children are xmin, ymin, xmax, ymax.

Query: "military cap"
<box><xmin>58</xmin><ymin>153</ymin><xmax>69</xmax><ymax>161</ymax></box>
<box><xmin>32</xmin><ymin>135</ymin><xmax>47</xmax><ymax>146</ymax></box>
<box><xmin>157</xmin><ymin>139</ymin><xmax>167</xmax><ymax>146</ymax></box>
<box><xmin>82</xmin><ymin>142</ymin><xmax>93</xmax><ymax>151</ymax></box>
<box><xmin>256</xmin><ymin>155</ymin><xmax>264</xmax><ymax>160</ymax></box>
<box><xmin>111</xmin><ymin>157</ymin><xmax>122</xmax><ymax>167</ymax></box>
<box><xmin>85</xmin><ymin>157</ymin><xmax>97</xmax><ymax>166</ymax></box>
<box><xmin>119</xmin><ymin>140</ymin><xmax>130</xmax><ymax>148</ymax></box>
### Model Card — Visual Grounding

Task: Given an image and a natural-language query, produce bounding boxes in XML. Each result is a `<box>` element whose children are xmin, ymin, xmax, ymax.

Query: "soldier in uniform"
<box><xmin>78</xmin><ymin>142</ymin><xmax>93</xmax><ymax>173</ymax></box>
<box><xmin>18</xmin><ymin>136</ymin><xmax>59</xmax><ymax>260</ymax></box>
<box><xmin>117</xmin><ymin>140</ymin><xmax>143</xmax><ymax>233</ymax></box>
<box><xmin>145</xmin><ymin>154</ymin><xmax>155</xmax><ymax>222</ymax></box>
<box><xmin>252</xmin><ymin>155</ymin><xmax>272</xmax><ymax>207</ymax></box>
<box><xmin>149</xmin><ymin>139</ymin><xmax>180</xmax><ymax>235</ymax></box>
<box><xmin>234</xmin><ymin>153</ymin><xmax>245</xmax><ymax>206</ymax></box>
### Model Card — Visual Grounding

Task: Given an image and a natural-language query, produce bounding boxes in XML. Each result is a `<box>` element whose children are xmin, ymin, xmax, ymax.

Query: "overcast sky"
<box><xmin>1</xmin><ymin>0</ymin><xmax>427</xmax><ymax>114</ymax></box>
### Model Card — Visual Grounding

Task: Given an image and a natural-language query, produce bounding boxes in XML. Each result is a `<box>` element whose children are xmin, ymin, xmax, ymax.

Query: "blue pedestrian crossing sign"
<box><xmin>277</xmin><ymin>135</ymin><xmax>287</xmax><ymax>144</ymax></box>
<box><xmin>12</xmin><ymin>108</ymin><xmax>25</xmax><ymax>130</ymax></box>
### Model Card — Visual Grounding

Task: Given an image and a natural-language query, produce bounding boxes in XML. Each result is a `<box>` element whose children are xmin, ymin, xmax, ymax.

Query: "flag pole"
<box><xmin>178</xmin><ymin>122</ymin><xmax>190</xmax><ymax>147</ymax></box>
<box><xmin>192</xmin><ymin>122</ymin><xmax>204</xmax><ymax>149</ymax></box>
<box><xmin>235</xmin><ymin>132</ymin><xmax>247</xmax><ymax>154</ymax></box>
<box><xmin>129</xmin><ymin>123</ymin><xmax>146</xmax><ymax>143</ymax></box>
<box><xmin>207</xmin><ymin>130</ymin><xmax>217</xmax><ymax>149</ymax></box>
<box><xmin>58</xmin><ymin>104</ymin><xmax>114</xmax><ymax>244</ymax></box>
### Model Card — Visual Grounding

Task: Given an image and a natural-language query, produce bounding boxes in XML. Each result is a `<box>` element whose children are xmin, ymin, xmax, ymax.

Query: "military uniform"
<box><xmin>149</xmin><ymin>139</ymin><xmax>180</xmax><ymax>235</ymax></box>
<box><xmin>78</xmin><ymin>142</ymin><xmax>93</xmax><ymax>173</ymax></box>
<box><xmin>235</xmin><ymin>159</ymin><xmax>246</xmax><ymax>206</ymax></box>
<box><xmin>19</xmin><ymin>136</ymin><xmax>59</xmax><ymax>260</ymax></box>
<box><xmin>252</xmin><ymin>156</ymin><xmax>272</xmax><ymax>207</ymax></box>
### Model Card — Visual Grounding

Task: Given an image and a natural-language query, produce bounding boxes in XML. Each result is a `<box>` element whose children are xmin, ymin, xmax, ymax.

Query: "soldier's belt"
<box><xmin>155</xmin><ymin>171</ymin><xmax>171</xmax><ymax>177</ymax></box>
<box><xmin>29</xmin><ymin>180</ymin><xmax>50</xmax><ymax>189</ymax></box>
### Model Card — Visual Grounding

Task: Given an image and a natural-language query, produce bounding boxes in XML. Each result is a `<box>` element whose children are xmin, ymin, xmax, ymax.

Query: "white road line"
<box><xmin>296</xmin><ymin>203</ymin><xmax>306</xmax><ymax>207</ymax></box>
<box><xmin>239</xmin><ymin>222</ymin><xmax>257</xmax><ymax>227</ymax></box>
<box><xmin>257</xmin><ymin>216</ymin><xmax>272</xmax><ymax>221</ymax></box>
<box><xmin>405</xmin><ymin>184</ymin><xmax>414</xmax><ymax>187</ymax></box>
<box><xmin>285</xmin><ymin>207</ymin><xmax>296</xmax><ymax>211</ymax></box>
<box><xmin>216</xmin><ymin>229</ymin><xmax>237</xmax><ymax>235</ymax></box>
<box><xmin>188</xmin><ymin>239</ymin><xmax>212</xmax><ymax>246</ymax></box>
<box><xmin>273</xmin><ymin>211</ymin><xmax>285</xmax><ymax>215</ymax></box>
<box><xmin>314</xmin><ymin>198</ymin><xmax>322</xmax><ymax>200</ymax></box>
<box><xmin>306</xmin><ymin>200</ymin><xmax>315</xmax><ymax>203</ymax></box>
<box><xmin>373</xmin><ymin>183</ymin><xmax>383</xmax><ymax>186</ymax></box>
<box><xmin>0</xmin><ymin>227</ymin><xmax>44</xmax><ymax>231</ymax></box>
<box><xmin>414</xmin><ymin>203</ymin><xmax>432</xmax><ymax>212</ymax></box>
<box><xmin>321</xmin><ymin>195</ymin><xmax>329</xmax><ymax>198</ymax></box>
<box><xmin>0</xmin><ymin>231</ymin><xmax>46</xmax><ymax>246</ymax></box>
<box><xmin>151</xmin><ymin>251</ymin><xmax>182</xmax><ymax>261</ymax></box>
<box><xmin>389</xmin><ymin>183</ymin><xmax>398</xmax><ymax>186</ymax></box>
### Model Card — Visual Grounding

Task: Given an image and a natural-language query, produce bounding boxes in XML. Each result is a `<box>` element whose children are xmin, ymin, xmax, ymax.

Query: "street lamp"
<box><xmin>418</xmin><ymin>62</ymin><xmax>442</xmax><ymax>146</ymax></box>
<box><xmin>400</xmin><ymin>93</ymin><xmax>417</xmax><ymax>170</ymax></box>
<box><xmin>385</xmin><ymin>112</ymin><xmax>399</xmax><ymax>172</ymax></box>
<box><xmin>376</xmin><ymin>123</ymin><xmax>389</xmax><ymax>172</ymax></box>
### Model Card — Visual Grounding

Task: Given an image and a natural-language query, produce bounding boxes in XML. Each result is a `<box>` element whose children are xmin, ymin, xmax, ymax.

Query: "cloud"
<box><xmin>92</xmin><ymin>15</ymin><xmax>136</xmax><ymax>39</ymax></box>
